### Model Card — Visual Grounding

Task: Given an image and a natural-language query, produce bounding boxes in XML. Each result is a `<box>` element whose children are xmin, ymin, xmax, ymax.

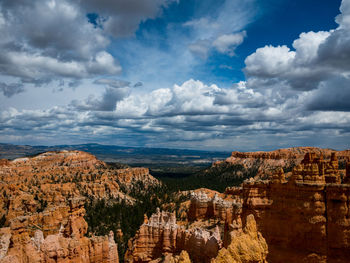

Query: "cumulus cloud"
<box><xmin>306</xmin><ymin>76</ymin><xmax>350</xmax><ymax>111</ymax></box>
<box><xmin>1</xmin><ymin>76</ymin><xmax>349</xmax><ymax>149</ymax></box>
<box><xmin>245</xmin><ymin>0</ymin><xmax>350</xmax><ymax>93</ymax></box>
<box><xmin>188</xmin><ymin>40</ymin><xmax>212</xmax><ymax>60</ymax></box>
<box><xmin>1</xmin><ymin>0</ymin><xmax>350</xmax><ymax>150</ymax></box>
<box><xmin>71</xmin><ymin>78</ymin><xmax>130</xmax><ymax>111</ymax></box>
<box><xmin>0</xmin><ymin>0</ymin><xmax>172</xmax><ymax>93</ymax></box>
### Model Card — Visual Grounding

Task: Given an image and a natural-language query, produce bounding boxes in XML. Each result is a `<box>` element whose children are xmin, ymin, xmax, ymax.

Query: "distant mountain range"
<box><xmin>0</xmin><ymin>143</ymin><xmax>230</xmax><ymax>168</ymax></box>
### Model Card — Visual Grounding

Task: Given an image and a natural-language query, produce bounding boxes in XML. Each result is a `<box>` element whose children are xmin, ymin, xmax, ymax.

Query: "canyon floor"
<box><xmin>0</xmin><ymin>146</ymin><xmax>349</xmax><ymax>262</ymax></box>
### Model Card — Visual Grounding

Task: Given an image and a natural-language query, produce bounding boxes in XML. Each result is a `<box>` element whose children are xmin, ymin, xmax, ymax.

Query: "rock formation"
<box><xmin>0</xmin><ymin>197</ymin><xmax>119</xmax><ymax>263</ymax></box>
<box><xmin>125</xmin><ymin>208</ymin><xmax>222</xmax><ymax>263</ymax></box>
<box><xmin>127</xmin><ymin>212</ymin><xmax>268</xmax><ymax>263</ymax></box>
<box><xmin>0</xmin><ymin>150</ymin><xmax>160</xmax><ymax>262</ymax></box>
<box><xmin>188</xmin><ymin>189</ymin><xmax>241</xmax><ymax>225</ymax></box>
<box><xmin>212</xmin><ymin>214</ymin><xmax>268</xmax><ymax>263</ymax></box>
<box><xmin>212</xmin><ymin>147</ymin><xmax>350</xmax><ymax>179</ymax></box>
<box><xmin>231</xmin><ymin>152</ymin><xmax>350</xmax><ymax>263</ymax></box>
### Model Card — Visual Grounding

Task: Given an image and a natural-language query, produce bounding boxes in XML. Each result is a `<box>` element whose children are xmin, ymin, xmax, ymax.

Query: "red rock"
<box><xmin>125</xmin><ymin>208</ymin><xmax>222</xmax><ymax>263</ymax></box>
<box><xmin>0</xmin><ymin>150</ymin><xmax>160</xmax><ymax>262</ymax></box>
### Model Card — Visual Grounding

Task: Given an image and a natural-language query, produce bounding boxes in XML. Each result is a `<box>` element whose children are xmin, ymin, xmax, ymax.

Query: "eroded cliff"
<box><xmin>0</xmin><ymin>150</ymin><xmax>160</xmax><ymax>262</ymax></box>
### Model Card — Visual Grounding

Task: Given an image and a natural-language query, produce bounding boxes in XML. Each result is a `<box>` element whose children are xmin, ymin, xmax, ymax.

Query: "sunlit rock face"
<box><xmin>0</xmin><ymin>150</ymin><xmax>160</xmax><ymax>263</ymax></box>
<box><xmin>237</xmin><ymin>152</ymin><xmax>350</xmax><ymax>263</ymax></box>
<box><xmin>125</xmin><ymin>208</ymin><xmax>222</xmax><ymax>263</ymax></box>
<box><xmin>213</xmin><ymin>147</ymin><xmax>350</xmax><ymax>179</ymax></box>
<box><xmin>170</xmin><ymin>151</ymin><xmax>350</xmax><ymax>263</ymax></box>
<box><xmin>126</xmin><ymin>211</ymin><xmax>268</xmax><ymax>263</ymax></box>
<box><xmin>212</xmin><ymin>214</ymin><xmax>268</xmax><ymax>263</ymax></box>
<box><xmin>0</xmin><ymin>197</ymin><xmax>119</xmax><ymax>263</ymax></box>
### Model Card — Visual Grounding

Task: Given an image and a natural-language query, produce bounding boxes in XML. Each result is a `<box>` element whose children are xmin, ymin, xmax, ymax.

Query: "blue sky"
<box><xmin>0</xmin><ymin>0</ymin><xmax>349</xmax><ymax>151</ymax></box>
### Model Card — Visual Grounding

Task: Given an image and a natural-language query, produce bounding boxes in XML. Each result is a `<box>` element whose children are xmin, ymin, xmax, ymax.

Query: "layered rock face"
<box><xmin>0</xmin><ymin>197</ymin><xmax>119</xmax><ymax>263</ymax></box>
<box><xmin>213</xmin><ymin>147</ymin><xmax>350</xmax><ymax>179</ymax></box>
<box><xmin>178</xmin><ymin>151</ymin><xmax>350</xmax><ymax>262</ymax></box>
<box><xmin>238</xmin><ymin>152</ymin><xmax>350</xmax><ymax>263</ymax></box>
<box><xmin>187</xmin><ymin>189</ymin><xmax>242</xmax><ymax>225</ymax></box>
<box><xmin>126</xmin><ymin>211</ymin><xmax>267</xmax><ymax>263</ymax></box>
<box><xmin>212</xmin><ymin>214</ymin><xmax>268</xmax><ymax>263</ymax></box>
<box><xmin>0</xmin><ymin>150</ymin><xmax>160</xmax><ymax>262</ymax></box>
<box><xmin>125</xmin><ymin>208</ymin><xmax>222</xmax><ymax>263</ymax></box>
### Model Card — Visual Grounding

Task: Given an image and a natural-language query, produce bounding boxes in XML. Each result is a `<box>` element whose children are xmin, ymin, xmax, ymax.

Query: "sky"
<box><xmin>0</xmin><ymin>0</ymin><xmax>349</xmax><ymax>151</ymax></box>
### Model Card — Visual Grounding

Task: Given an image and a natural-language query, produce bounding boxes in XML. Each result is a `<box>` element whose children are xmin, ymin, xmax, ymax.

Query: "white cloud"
<box><xmin>1</xmin><ymin>0</ymin><xmax>350</xmax><ymax>150</ymax></box>
<box><xmin>184</xmin><ymin>0</ymin><xmax>255</xmax><ymax>59</ymax></box>
<box><xmin>213</xmin><ymin>31</ymin><xmax>246</xmax><ymax>56</ymax></box>
<box><xmin>245</xmin><ymin>45</ymin><xmax>296</xmax><ymax>77</ymax></box>
<box><xmin>244</xmin><ymin>0</ymin><xmax>350</xmax><ymax>91</ymax></box>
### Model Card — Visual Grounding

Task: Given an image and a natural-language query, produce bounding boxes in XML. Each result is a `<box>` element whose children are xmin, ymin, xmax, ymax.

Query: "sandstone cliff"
<box><xmin>176</xmin><ymin>151</ymin><xmax>350</xmax><ymax>262</ymax></box>
<box><xmin>235</xmin><ymin>152</ymin><xmax>350</xmax><ymax>262</ymax></box>
<box><xmin>0</xmin><ymin>150</ymin><xmax>160</xmax><ymax>262</ymax></box>
<box><xmin>126</xmin><ymin>211</ymin><xmax>267</xmax><ymax>263</ymax></box>
<box><xmin>0</xmin><ymin>197</ymin><xmax>119</xmax><ymax>263</ymax></box>
<box><xmin>212</xmin><ymin>214</ymin><xmax>268</xmax><ymax>263</ymax></box>
<box><xmin>125</xmin><ymin>208</ymin><xmax>222</xmax><ymax>263</ymax></box>
<box><xmin>209</xmin><ymin>147</ymin><xmax>350</xmax><ymax>180</ymax></box>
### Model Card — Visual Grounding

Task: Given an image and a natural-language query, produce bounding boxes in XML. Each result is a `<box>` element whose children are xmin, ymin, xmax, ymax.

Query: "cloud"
<box><xmin>94</xmin><ymin>78</ymin><xmax>130</xmax><ymax>88</ymax></box>
<box><xmin>0</xmin><ymin>0</ymin><xmax>122</xmax><ymax>87</ymax></box>
<box><xmin>213</xmin><ymin>31</ymin><xmax>246</xmax><ymax>56</ymax></box>
<box><xmin>1</xmin><ymin>0</ymin><xmax>350</xmax><ymax>151</ymax></box>
<box><xmin>306</xmin><ymin>76</ymin><xmax>350</xmax><ymax>111</ymax></box>
<box><xmin>80</xmin><ymin>0</ymin><xmax>175</xmax><ymax>38</ymax></box>
<box><xmin>188</xmin><ymin>40</ymin><xmax>212</xmax><ymax>60</ymax></box>
<box><xmin>0</xmin><ymin>0</ymin><xmax>175</xmax><ymax>92</ymax></box>
<box><xmin>70</xmin><ymin>79</ymin><xmax>130</xmax><ymax>111</ymax></box>
<box><xmin>0</xmin><ymin>82</ymin><xmax>25</xmax><ymax>97</ymax></box>
<box><xmin>1</xmin><ymin>76</ymin><xmax>349</xmax><ymax>150</ymax></box>
<box><xmin>184</xmin><ymin>0</ymin><xmax>255</xmax><ymax>59</ymax></box>
<box><xmin>244</xmin><ymin>0</ymin><xmax>350</xmax><ymax>93</ymax></box>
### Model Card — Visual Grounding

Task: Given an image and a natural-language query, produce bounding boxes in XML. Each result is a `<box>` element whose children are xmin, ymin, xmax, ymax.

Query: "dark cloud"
<box><xmin>307</xmin><ymin>77</ymin><xmax>350</xmax><ymax>111</ymax></box>
<box><xmin>94</xmin><ymin>78</ymin><xmax>130</xmax><ymax>88</ymax></box>
<box><xmin>133</xmin><ymin>82</ymin><xmax>143</xmax><ymax>88</ymax></box>
<box><xmin>80</xmin><ymin>0</ymin><xmax>175</xmax><ymax>37</ymax></box>
<box><xmin>0</xmin><ymin>82</ymin><xmax>25</xmax><ymax>97</ymax></box>
<box><xmin>70</xmin><ymin>79</ymin><xmax>130</xmax><ymax>111</ymax></box>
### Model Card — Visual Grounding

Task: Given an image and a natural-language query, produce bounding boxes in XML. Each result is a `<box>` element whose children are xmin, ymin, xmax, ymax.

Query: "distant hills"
<box><xmin>0</xmin><ymin>143</ymin><xmax>230</xmax><ymax>168</ymax></box>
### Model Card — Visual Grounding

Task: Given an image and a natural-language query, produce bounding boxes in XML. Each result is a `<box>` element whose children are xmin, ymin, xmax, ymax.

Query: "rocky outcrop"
<box><xmin>212</xmin><ymin>214</ymin><xmax>268</xmax><ymax>263</ymax></box>
<box><xmin>234</xmin><ymin>152</ymin><xmax>350</xmax><ymax>263</ymax></box>
<box><xmin>188</xmin><ymin>189</ymin><xmax>241</xmax><ymax>224</ymax></box>
<box><xmin>0</xmin><ymin>197</ymin><xmax>119</xmax><ymax>263</ymax></box>
<box><xmin>149</xmin><ymin>250</ymin><xmax>192</xmax><ymax>263</ymax></box>
<box><xmin>173</xmin><ymin>152</ymin><xmax>350</xmax><ymax>263</ymax></box>
<box><xmin>212</xmin><ymin>147</ymin><xmax>350</xmax><ymax>179</ymax></box>
<box><xmin>0</xmin><ymin>150</ymin><xmax>161</xmax><ymax>262</ymax></box>
<box><xmin>125</xmin><ymin>209</ymin><xmax>222</xmax><ymax>263</ymax></box>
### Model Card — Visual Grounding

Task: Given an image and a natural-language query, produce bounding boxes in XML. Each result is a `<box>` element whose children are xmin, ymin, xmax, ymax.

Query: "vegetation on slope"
<box><xmin>84</xmin><ymin>163</ymin><xmax>260</xmax><ymax>261</ymax></box>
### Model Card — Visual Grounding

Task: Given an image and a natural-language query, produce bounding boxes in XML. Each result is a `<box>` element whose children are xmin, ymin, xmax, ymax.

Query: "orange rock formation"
<box><xmin>234</xmin><ymin>152</ymin><xmax>350</xmax><ymax>262</ymax></box>
<box><xmin>0</xmin><ymin>150</ymin><xmax>160</xmax><ymax>262</ymax></box>
<box><xmin>125</xmin><ymin>208</ymin><xmax>222</xmax><ymax>263</ymax></box>
<box><xmin>214</xmin><ymin>147</ymin><xmax>350</xmax><ymax>179</ymax></box>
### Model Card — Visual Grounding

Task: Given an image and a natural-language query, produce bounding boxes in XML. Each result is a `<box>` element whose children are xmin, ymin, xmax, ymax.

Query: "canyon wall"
<box><xmin>239</xmin><ymin>152</ymin><xmax>350</xmax><ymax>262</ymax></box>
<box><xmin>184</xmin><ymin>151</ymin><xmax>350</xmax><ymax>262</ymax></box>
<box><xmin>0</xmin><ymin>150</ymin><xmax>160</xmax><ymax>262</ymax></box>
<box><xmin>125</xmin><ymin>209</ymin><xmax>267</xmax><ymax>263</ymax></box>
<box><xmin>0</xmin><ymin>197</ymin><xmax>119</xmax><ymax>263</ymax></box>
<box><xmin>213</xmin><ymin>147</ymin><xmax>350</xmax><ymax>179</ymax></box>
<box><xmin>125</xmin><ymin>208</ymin><xmax>222</xmax><ymax>263</ymax></box>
